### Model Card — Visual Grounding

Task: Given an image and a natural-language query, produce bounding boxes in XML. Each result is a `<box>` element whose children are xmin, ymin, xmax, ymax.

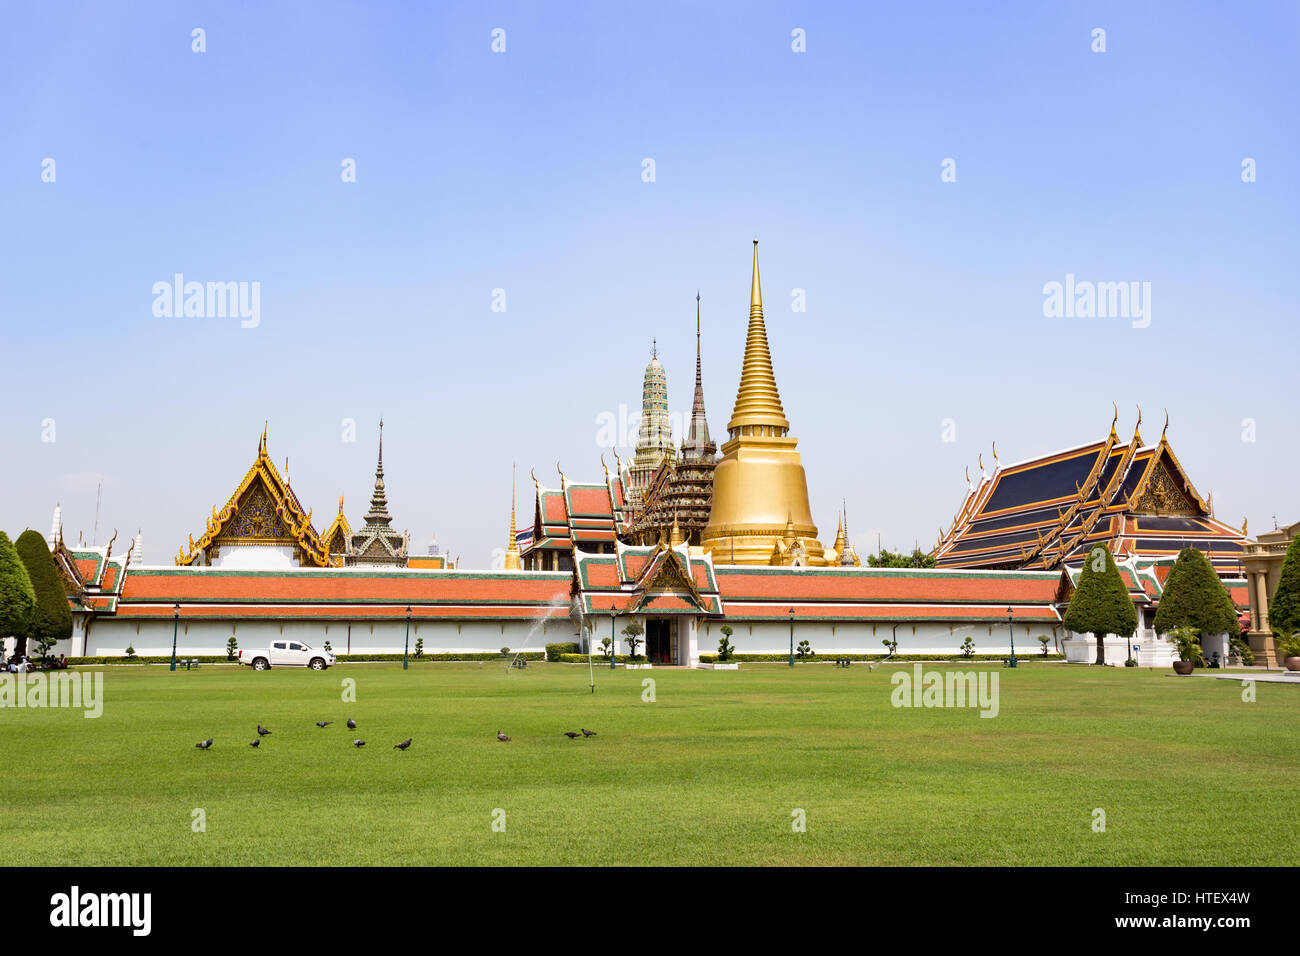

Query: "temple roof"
<box><xmin>177</xmin><ymin>425</ymin><xmax>334</xmax><ymax>567</ymax></box>
<box><xmin>574</xmin><ymin>541</ymin><xmax>722</xmax><ymax>615</ymax></box>
<box><xmin>113</xmin><ymin>566</ymin><xmax>572</xmax><ymax>621</ymax></box>
<box><xmin>935</xmin><ymin>410</ymin><xmax>1248</xmax><ymax>576</ymax></box>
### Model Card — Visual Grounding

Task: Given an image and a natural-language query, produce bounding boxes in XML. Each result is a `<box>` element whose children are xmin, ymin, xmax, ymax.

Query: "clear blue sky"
<box><xmin>2</xmin><ymin>1</ymin><xmax>1296</xmax><ymax>564</ymax></box>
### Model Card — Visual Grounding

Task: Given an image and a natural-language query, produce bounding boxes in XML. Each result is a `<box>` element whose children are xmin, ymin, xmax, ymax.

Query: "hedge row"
<box><xmin>337</xmin><ymin>652</ymin><xmax>544</xmax><ymax>662</ymax></box>
<box><xmin>697</xmin><ymin>653</ymin><xmax>1065</xmax><ymax>663</ymax></box>
<box><xmin>545</xmin><ymin>643</ymin><xmax>579</xmax><ymax>661</ymax></box>
<box><xmin>554</xmin><ymin>654</ymin><xmax>643</xmax><ymax>664</ymax></box>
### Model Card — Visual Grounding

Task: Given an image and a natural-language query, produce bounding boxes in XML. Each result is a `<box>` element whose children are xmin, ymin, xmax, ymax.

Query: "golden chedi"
<box><xmin>701</xmin><ymin>241</ymin><xmax>826</xmax><ymax>566</ymax></box>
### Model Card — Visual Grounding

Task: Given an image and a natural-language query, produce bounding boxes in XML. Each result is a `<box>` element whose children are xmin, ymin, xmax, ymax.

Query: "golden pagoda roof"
<box><xmin>725</xmin><ymin>240</ymin><xmax>790</xmax><ymax>435</ymax></box>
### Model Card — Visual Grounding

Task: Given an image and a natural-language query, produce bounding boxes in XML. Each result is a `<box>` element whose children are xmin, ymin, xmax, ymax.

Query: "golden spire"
<box><xmin>669</xmin><ymin>510</ymin><xmax>685</xmax><ymax>547</ymax></box>
<box><xmin>725</xmin><ymin>240</ymin><xmax>789</xmax><ymax>436</ymax></box>
<box><xmin>504</xmin><ymin>464</ymin><xmax>522</xmax><ymax>570</ymax></box>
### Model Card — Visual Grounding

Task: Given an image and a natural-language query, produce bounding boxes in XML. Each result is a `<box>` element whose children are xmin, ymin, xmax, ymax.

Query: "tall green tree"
<box><xmin>1268</xmin><ymin>535</ymin><xmax>1300</xmax><ymax>638</ymax></box>
<box><xmin>1062</xmin><ymin>544</ymin><xmax>1137</xmax><ymax>665</ymax></box>
<box><xmin>1152</xmin><ymin>546</ymin><xmax>1240</xmax><ymax>638</ymax></box>
<box><xmin>0</xmin><ymin>531</ymin><xmax>37</xmax><ymax>654</ymax></box>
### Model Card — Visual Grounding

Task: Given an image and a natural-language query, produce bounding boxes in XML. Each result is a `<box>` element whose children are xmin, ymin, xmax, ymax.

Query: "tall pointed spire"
<box><xmin>726</xmin><ymin>240</ymin><xmax>789</xmax><ymax>437</ymax></box>
<box><xmin>684</xmin><ymin>290</ymin><xmax>716</xmax><ymax>459</ymax></box>
<box><xmin>363</xmin><ymin>419</ymin><xmax>392</xmax><ymax>527</ymax></box>
<box><xmin>504</xmin><ymin>464</ymin><xmax>522</xmax><ymax>570</ymax></box>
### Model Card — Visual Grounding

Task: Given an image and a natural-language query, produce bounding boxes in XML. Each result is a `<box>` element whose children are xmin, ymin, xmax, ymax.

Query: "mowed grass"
<box><xmin>1</xmin><ymin>662</ymin><xmax>1296</xmax><ymax>866</ymax></box>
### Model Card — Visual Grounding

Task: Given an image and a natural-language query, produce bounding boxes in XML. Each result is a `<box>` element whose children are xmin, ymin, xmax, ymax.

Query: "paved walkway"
<box><xmin>1171</xmin><ymin>672</ymin><xmax>1300</xmax><ymax>684</ymax></box>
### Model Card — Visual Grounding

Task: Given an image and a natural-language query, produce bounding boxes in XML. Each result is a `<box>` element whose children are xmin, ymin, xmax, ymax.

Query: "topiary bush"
<box><xmin>1153</xmin><ymin>546</ymin><xmax>1239</xmax><ymax>638</ymax></box>
<box><xmin>545</xmin><ymin>642</ymin><xmax>579</xmax><ymax>661</ymax></box>
<box><xmin>1269</xmin><ymin>535</ymin><xmax>1300</xmax><ymax>638</ymax></box>
<box><xmin>1063</xmin><ymin>544</ymin><xmax>1137</xmax><ymax>665</ymax></box>
<box><xmin>0</xmin><ymin>531</ymin><xmax>36</xmax><ymax>655</ymax></box>
<box><xmin>14</xmin><ymin>530</ymin><xmax>72</xmax><ymax>662</ymax></box>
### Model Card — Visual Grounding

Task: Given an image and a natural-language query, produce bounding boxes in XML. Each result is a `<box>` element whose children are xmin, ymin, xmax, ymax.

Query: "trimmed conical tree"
<box><xmin>1153</xmin><ymin>546</ymin><xmax>1240</xmax><ymax>640</ymax></box>
<box><xmin>15</xmin><ymin>529</ymin><xmax>73</xmax><ymax>660</ymax></box>
<box><xmin>1268</xmin><ymin>534</ymin><xmax>1300</xmax><ymax>639</ymax></box>
<box><xmin>1063</xmin><ymin>544</ymin><xmax>1138</xmax><ymax>665</ymax></box>
<box><xmin>0</xmin><ymin>531</ymin><xmax>37</xmax><ymax>652</ymax></box>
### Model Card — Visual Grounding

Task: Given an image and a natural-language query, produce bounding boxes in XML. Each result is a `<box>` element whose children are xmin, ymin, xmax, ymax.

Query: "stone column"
<box><xmin>1256</xmin><ymin>572</ymin><xmax>1270</xmax><ymax>634</ymax></box>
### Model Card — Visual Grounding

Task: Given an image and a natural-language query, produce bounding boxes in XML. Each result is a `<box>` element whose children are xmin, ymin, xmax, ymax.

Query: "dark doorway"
<box><xmin>646</xmin><ymin>619</ymin><xmax>674</xmax><ymax>664</ymax></box>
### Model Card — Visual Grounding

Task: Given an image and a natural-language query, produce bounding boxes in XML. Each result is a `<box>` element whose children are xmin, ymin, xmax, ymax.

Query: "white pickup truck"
<box><xmin>238</xmin><ymin>640</ymin><xmax>336</xmax><ymax>671</ymax></box>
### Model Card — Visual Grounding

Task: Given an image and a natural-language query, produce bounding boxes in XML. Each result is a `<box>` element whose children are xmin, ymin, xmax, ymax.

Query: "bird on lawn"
<box><xmin>563</xmin><ymin>731</ymin><xmax>580</xmax><ymax>739</ymax></box>
<box><xmin>581</xmin><ymin>728</ymin><xmax>597</xmax><ymax>737</ymax></box>
<box><xmin>316</xmin><ymin>721</ymin><xmax>333</xmax><ymax>728</ymax></box>
<box><xmin>353</xmin><ymin>739</ymin><xmax>366</xmax><ymax>748</ymax></box>
<box><xmin>394</xmin><ymin>738</ymin><xmax>412</xmax><ymax>750</ymax></box>
<box><xmin>196</xmin><ymin>738</ymin><xmax>213</xmax><ymax>750</ymax></box>
<box><xmin>346</xmin><ymin>718</ymin><xmax>356</xmax><ymax>729</ymax></box>
<box><xmin>496</xmin><ymin>731</ymin><xmax>511</xmax><ymax>742</ymax></box>
<box><xmin>249</xmin><ymin>739</ymin><xmax>260</xmax><ymax>748</ymax></box>
<box><xmin>257</xmin><ymin>724</ymin><xmax>272</xmax><ymax>736</ymax></box>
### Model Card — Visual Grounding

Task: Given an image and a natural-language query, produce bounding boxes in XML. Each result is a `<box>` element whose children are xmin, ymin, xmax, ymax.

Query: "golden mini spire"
<box><xmin>725</xmin><ymin>240</ymin><xmax>789</xmax><ymax>436</ymax></box>
<box><xmin>504</xmin><ymin>464</ymin><xmax>522</xmax><ymax>570</ymax></box>
<box><xmin>669</xmin><ymin>510</ymin><xmax>685</xmax><ymax>548</ymax></box>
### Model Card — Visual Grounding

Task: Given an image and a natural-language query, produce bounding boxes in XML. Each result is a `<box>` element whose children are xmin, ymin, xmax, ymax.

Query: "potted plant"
<box><xmin>1166</xmin><ymin>626</ymin><xmax>1204</xmax><ymax>675</ymax></box>
<box><xmin>1275</xmin><ymin>630</ymin><xmax>1300</xmax><ymax>672</ymax></box>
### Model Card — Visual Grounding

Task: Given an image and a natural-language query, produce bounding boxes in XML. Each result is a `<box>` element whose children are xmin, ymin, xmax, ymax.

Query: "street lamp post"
<box><xmin>1006</xmin><ymin>606</ymin><xmax>1017</xmax><ymax>668</ymax></box>
<box><xmin>403</xmin><ymin>605</ymin><xmax>411</xmax><ymax>670</ymax></box>
<box><xmin>169</xmin><ymin>603</ymin><xmax>180</xmax><ymax>671</ymax></box>
<box><xmin>610</xmin><ymin>611</ymin><xmax>617</xmax><ymax>670</ymax></box>
<box><xmin>789</xmin><ymin>608</ymin><xmax>795</xmax><ymax>667</ymax></box>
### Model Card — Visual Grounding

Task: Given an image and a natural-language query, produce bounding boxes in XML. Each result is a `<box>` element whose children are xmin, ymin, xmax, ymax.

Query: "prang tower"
<box><xmin>700</xmin><ymin>241</ymin><xmax>826</xmax><ymax>565</ymax></box>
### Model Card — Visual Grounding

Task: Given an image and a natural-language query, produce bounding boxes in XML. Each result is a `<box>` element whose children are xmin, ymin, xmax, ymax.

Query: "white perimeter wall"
<box><xmin>79</xmin><ymin>617</ymin><xmax>581</xmax><ymax>657</ymax></box>
<box><xmin>699</xmin><ymin>620</ymin><xmax>1061</xmax><ymax>658</ymax></box>
<box><xmin>66</xmin><ymin>615</ymin><xmax>1064</xmax><ymax>661</ymax></box>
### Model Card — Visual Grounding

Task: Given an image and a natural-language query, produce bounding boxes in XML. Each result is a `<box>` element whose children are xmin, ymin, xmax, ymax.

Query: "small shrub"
<box><xmin>959</xmin><ymin>637</ymin><xmax>975</xmax><ymax>658</ymax></box>
<box><xmin>1229</xmin><ymin>636</ymin><xmax>1254</xmax><ymax>666</ymax></box>
<box><xmin>718</xmin><ymin>624</ymin><xmax>734</xmax><ymax>662</ymax></box>
<box><xmin>621</xmin><ymin>621</ymin><xmax>644</xmax><ymax>659</ymax></box>
<box><xmin>1275</xmin><ymin>630</ymin><xmax>1300</xmax><ymax>661</ymax></box>
<box><xmin>124</xmin><ymin>645</ymin><xmax>137</xmax><ymax>660</ymax></box>
<box><xmin>882</xmin><ymin>637</ymin><xmax>898</xmax><ymax>658</ymax></box>
<box><xmin>796</xmin><ymin>640</ymin><xmax>813</xmax><ymax>659</ymax></box>
<box><xmin>414</xmin><ymin>637</ymin><xmax>424</xmax><ymax>658</ymax></box>
<box><xmin>1167</xmin><ymin>626</ymin><xmax>1206</xmax><ymax>666</ymax></box>
<box><xmin>1038</xmin><ymin>635</ymin><xmax>1050</xmax><ymax>657</ymax></box>
<box><xmin>545</xmin><ymin>642</ymin><xmax>579</xmax><ymax>661</ymax></box>
<box><xmin>225</xmin><ymin>636</ymin><xmax>238</xmax><ymax>661</ymax></box>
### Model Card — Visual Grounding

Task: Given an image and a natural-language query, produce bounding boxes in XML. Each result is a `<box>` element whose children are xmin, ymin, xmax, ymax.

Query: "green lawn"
<box><xmin>2</xmin><ymin>662</ymin><xmax>1296</xmax><ymax>865</ymax></box>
